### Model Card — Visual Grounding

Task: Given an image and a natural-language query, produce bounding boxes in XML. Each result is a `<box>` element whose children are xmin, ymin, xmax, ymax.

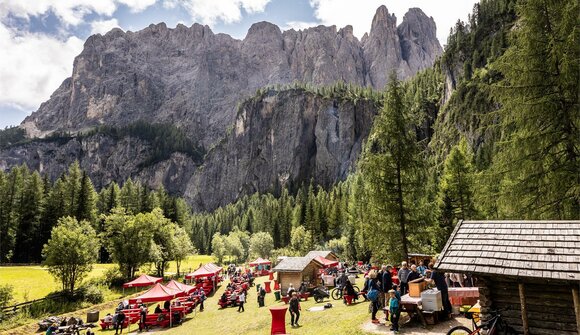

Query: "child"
<box><xmin>388</xmin><ymin>289</ymin><xmax>400</xmax><ymax>333</ymax></box>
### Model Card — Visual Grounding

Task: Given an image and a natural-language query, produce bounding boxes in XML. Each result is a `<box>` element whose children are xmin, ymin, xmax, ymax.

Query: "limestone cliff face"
<box><xmin>21</xmin><ymin>6</ymin><xmax>441</xmax><ymax>145</ymax></box>
<box><xmin>184</xmin><ymin>88</ymin><xmax>378</xmax><ymax>210</ymax></box>
<box><xmin>5</xmin><ymin>6</ymin><xmax>442</xmax><ymax>210</ymax></box>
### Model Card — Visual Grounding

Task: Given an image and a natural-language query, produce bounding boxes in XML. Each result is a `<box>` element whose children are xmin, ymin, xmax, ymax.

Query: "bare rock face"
<box><xmin>5</xmin><ymin>6</ymin><xmax>442</xmax><ymax>210</ymax></box>
<box><xmin>397</xmin><ymin>8</ymin><xmax>443</xmax><ymax>77</ymax></box>
<box><xmin>21</xmin><ymin>6</ymin><xmax>441</xmax><ymax>144</ymax></box>
<box><xmin>363</xmin><ymin>5</ymin><xmax>408</xmax><ymax>89</ymax></box>
<box><xmin>183</xmin><ymin>88</ymin><xmax>378</xmax><ymax>210</ymax></box>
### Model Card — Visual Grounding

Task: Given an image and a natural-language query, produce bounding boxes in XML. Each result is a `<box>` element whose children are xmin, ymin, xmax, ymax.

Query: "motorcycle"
<box><xmin>312</xmin><ymin>286</ymin><xmax>330</xmax><ymax>303</ymax></box>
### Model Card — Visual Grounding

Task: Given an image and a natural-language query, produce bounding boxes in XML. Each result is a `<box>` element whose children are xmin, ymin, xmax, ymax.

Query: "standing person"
<box><xmin>238</xmin><ymin>291</ymin><xmax>246</xmax><ymax>312</ymax></box>
<box><xmin>425</xmin><ymin>263</ymin><xmax>452</xmax><ymax>318</ymax></box>
<box><xmin>199</xmin><ymin>290</ymin><xmax>206</xmax><ymax>311</ymax></box>
<box><xmin>398</xmin><ymin>262</ymin><xmax>411</xmax><ymax>296</ymax></box>
<box><xmin>138</xmin><ymin>305</ymin><xmax>147</xmax><ymax>332</ymax></box>
<box><xmin>258</xmin><ymin>285</ymin><xmax>266</xmax><ymax>307</ymax></box>
<box><xmin>114</xmin><ymin>310</ymin><xmax>125</xmax><ymax>334</ymax></box>
<box><xmin>417</xmin><ymin>259</ymin><xmax>428</xmax><ymax>276</ymax></box>
<box><xmin>381</xmin><ymin>265</ymin><xmax>393</xmax><ymax>309</ymax></box>
<box><xmin>289</xmin><ymin>292</ymin><xmax>301</xmax><ymax>327</ymax></box>
<box><xmin>367</xmin><ymin>270</ymin><xmax>382</xmax><ymax>324</ymax></box>
<box><xmin>407</xmin><ymin>264</ymin><xmax>423</xmax><ymax>283</ymax></box>
<box><xmin>388</xmin><ymin>289</ymin><xmax>400</xmax><ymax>333</ymax></box>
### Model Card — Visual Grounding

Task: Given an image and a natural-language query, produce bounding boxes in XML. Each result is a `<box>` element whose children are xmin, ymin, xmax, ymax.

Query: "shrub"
<box><xmin>79</xmin><ymin>285</ymin><xmax>104</xmax><ymax>304</ymax></box>
<box><xmin>103</xmin><ymin>267</ymin><xmax>125</xmax><ymax>287</ymax></box>
<box><xmin>0</xmin><ymin>284</ymin><xmax>13</xmax><ymax>308</ymax></box>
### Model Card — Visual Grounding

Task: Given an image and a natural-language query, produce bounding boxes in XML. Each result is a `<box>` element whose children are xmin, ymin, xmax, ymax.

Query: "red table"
<box><xmin>448</xmin><ymin>287</ymin><xmax>479</xmax><ymax>306</ymax></box>
<box><xmin>269</xmin><ymin>306</ymin><xmax>288</xmax><ymax>335</ymax></box>
<box><xmin>264</xmin><ymin>281</ymin><xmax>272</xmax><ymax>293</ymax></box>
<box><xmin>269</xmin><ymin>271</ymin><xmax>274</xmax><ymax>280</ymax></box>
<box><xmin>274</xmin><ymin>280</ymin><xmax>280</xmax><ymax>290</ymax></box>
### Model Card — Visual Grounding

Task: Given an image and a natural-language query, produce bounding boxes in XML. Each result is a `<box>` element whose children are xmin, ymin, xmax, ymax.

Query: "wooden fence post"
<box><xmin>572</xmin><ymin>284</ymin><xmax>580</xmax><ymax>334</ymax></box>
<box><xmin>518</xmin><ymin>283</ymin><xmax>529</xmax><ymax>335</ymax></box>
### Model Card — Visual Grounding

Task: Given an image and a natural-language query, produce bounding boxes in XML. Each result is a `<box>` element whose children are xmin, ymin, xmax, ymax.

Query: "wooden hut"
<box><xmin>272</xmin><ymin>257</ymin><xmax>324</xmax><ymax>294</ymax></box>
<box><xmin>305</xmin><ymin>250</ymin><xmax>339</xmax><ymax>262</ymax></box>
<box><xmin>436</xmin><ymin>220</ymin><xmax>580</xmax><ymax>335</ymax></box>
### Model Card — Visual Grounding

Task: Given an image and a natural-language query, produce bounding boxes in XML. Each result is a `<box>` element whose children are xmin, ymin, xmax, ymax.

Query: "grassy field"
<box><xmin>112</xmin><ymin>275</ymin><xmax>373</xmax><ymax>335</ymax></box>
<box><xmin>0</xmin><ymin>255</ymin><xmax>214</xmax><ymax>304</ymax></box>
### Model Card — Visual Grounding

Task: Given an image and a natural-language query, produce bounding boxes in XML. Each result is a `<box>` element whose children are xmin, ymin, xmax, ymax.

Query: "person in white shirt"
<box><xmin>237</xmin><ymin>291</ymin><xmax>246</xmax><ymax>312</ymax></box>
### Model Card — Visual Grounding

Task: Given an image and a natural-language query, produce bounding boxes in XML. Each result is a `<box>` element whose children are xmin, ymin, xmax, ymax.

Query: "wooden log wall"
<box><xmin>482</xmin><ymin>276</ymin><xmax>578</xmax><ymax>335</ymax></box>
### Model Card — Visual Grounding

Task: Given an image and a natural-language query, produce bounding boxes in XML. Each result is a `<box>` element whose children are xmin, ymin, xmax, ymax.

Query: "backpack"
<box><xmin>367</xmin><ymin>287</ymin><xmax>379</xmax><ymax>302</ymax></box>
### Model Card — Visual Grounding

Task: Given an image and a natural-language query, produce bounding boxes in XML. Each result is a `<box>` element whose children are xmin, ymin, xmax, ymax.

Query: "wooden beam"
<box><xmin>573</xmin><ymin>284</ymin><xmax>580</xmax><ymax>334</ymax></box>
<box><xmin>518</xmin><ymin>282</ymin><xmax>529</xmax><ymax>335</ymax></box>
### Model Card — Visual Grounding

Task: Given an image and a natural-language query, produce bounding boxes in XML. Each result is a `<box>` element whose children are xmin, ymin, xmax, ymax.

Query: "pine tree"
<box><xmin>64</xmin><ymin>161</ymin><xmax>82</xmax><ymax>217</ymax></box>
<box><xmin>492</xmin><ymin>0</ymin><xmax>579</xmax><ymax>219</ymax></box>
<box><xmin>432</xmin><ymin>139</ymin><xmax>477</xmax><ymax>250</ymax></box>
<box><xmin>360</xmin><ymin>73</ymin><xmax>427</xmax><ymax>261</ymax></box>
<box><xmin>14</xmin><ymin>171</ymin><xmax>44</xmax><ymax>263</ymax></box>
<box><xmin>76</xmin><ymin>172</ymin><xmax>97</xmax><ymax>224</ymax></box>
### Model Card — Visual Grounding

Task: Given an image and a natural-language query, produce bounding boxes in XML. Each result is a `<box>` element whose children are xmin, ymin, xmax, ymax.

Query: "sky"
<box><xmin>0</xmin><ymin>0</ymin><xmax>479</xmax><ymax>128</ymax></box>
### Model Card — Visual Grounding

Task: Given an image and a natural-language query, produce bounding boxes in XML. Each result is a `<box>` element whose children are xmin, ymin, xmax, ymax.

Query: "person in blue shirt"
<box><xmin>388</xmin><ymin>289</ymin><xmax>400</xmax><ymax>333</ymax></box>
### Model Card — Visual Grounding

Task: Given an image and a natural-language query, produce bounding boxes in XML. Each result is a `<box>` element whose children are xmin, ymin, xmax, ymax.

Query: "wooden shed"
<box><xmin>305</xmin><ymin>250</ymin><xmax>339</xmax><ymax>262</ymax></box>
<box><xmin>436</xmin><ymin>220</ymin><xmax>580</xmax><ymax>335</ymax></box>
<box><xmin>272</xmin><ymin>257</ymin><xmax>324</xmax><ymax>294</ymax></box>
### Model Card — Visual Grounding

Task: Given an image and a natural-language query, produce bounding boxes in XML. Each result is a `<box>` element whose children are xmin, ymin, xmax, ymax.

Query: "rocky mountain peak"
<box><xmin>398</xmin><ymin>7</ymin><xmax>442</xmax><ymax>75</ymax></box>
<box><xmin>10</xmin><ymin>6</ymin><xmax>443</xmax><ymax>210</ymax></box>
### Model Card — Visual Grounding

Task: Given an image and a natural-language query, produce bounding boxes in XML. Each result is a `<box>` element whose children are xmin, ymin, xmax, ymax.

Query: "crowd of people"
<box><xmin>361</xmin><ymin>259</ymin><xmax>454</xmax><ymax>333</ymax></box>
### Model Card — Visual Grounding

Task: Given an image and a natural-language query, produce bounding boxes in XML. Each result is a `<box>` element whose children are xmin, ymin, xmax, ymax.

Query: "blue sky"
<box><xmin>0</xmin><ymin>0</ymin><xmax>478</xmax><ymax>129</ymax></box>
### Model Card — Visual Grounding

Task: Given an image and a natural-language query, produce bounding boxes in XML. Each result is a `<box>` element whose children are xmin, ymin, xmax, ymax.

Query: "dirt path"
<box><xmin>361</xmin><ymin>315</ymin><xmax>471</xmax><ymax>334</ymax></box>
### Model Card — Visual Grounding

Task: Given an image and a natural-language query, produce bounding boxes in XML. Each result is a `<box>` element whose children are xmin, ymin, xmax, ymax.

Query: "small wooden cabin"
<box><xmin>272</xmin><ymin>257</ymin><xmax>324</xmax><ymax>294</ymax></box>
<box><xmin>436</xmin><ymin>220</ymin><xmax>580</xmax><ymax>335</ymax></box>
<box><xmin>305</xmin><ymin>250</ymin><xmax>339</xmax><ymax>262</ymax></box>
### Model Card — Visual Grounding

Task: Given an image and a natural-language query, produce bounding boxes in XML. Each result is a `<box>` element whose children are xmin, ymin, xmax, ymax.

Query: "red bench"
<box><xmin>138</xmin><ymin>313</ymin><xmax>170</xmax><ymax>329</ymax></box>
<box><xmin>99</xmin><ymin>318</ymin><xmax>129</xmax><ymax>330</ymax></box>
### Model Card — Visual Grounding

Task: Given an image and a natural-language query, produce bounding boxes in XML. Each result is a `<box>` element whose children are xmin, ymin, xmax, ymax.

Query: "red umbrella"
<box><xmin>315</xmin><ymin>255</ymin><xmax>339</xmax><ymax>268</ymax></box>
<box><xmin>128</xmin><ymin>283</ymin><xmax>184</xmax><ymax>304</ymax></box>
<box><xmin>166</xmin><ymin>280</ymin><xmax>197</xmax><ymax>295</ymax></box>
<box><xmin>249</xmin><ymin>258</ymin><xmax>271</xmax><ymax>266</ymax></box>
<box><xmin>123</xmin><ymin>274</ymin><xmax>163</xmax><ymax>288</ymax></box>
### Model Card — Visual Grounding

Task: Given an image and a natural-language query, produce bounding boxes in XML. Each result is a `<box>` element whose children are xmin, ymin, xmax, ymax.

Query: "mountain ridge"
<box><xmin>2</xmin><ymin>5</ymin><xmax>443</xmax><ymax>211</ymax></box>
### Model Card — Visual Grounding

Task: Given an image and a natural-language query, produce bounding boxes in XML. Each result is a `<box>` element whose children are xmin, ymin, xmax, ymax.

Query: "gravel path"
<box><xmin>361</xmin><ymin>314</ymin><xmax>472</xmax><ymax>334</ymax></box>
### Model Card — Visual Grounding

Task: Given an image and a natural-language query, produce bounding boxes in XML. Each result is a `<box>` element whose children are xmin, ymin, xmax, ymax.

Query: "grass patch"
<box><xmin>133</xmin><ymin>275</ymin><xmax>372</xmax><ymax>335</ymax></box>
<box><xmin>0</xmin><ymin>256</ymin><xmax>214</xmax><ymax>304</ymax></box>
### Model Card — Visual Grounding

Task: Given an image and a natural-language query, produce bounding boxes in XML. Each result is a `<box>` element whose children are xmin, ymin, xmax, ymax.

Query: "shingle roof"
<box><xmin>272</xmin><ymin>257</ymin><xmax>323</xmax><ymax>272</ymax></box>
<box><xmin>435</xmin><ymin>220</ymin><xmax>580</xmax><ymax>281</ymax></box>
<box><xmin>305</xmin><ymin>250</ymin><xmax>336</xmax><ymax>260</ymax></box>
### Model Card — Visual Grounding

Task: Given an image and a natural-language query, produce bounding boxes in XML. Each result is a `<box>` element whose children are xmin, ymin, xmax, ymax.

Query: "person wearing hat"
<box><xmin>388</xmin><ymin>289</ymin><xmax>400</xmax><ymax>333</ymax></box>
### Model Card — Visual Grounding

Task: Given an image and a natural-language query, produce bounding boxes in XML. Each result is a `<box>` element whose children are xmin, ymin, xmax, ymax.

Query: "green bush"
<box><xmin>79</xmin><ymin>285</ymin><xmax>104</xmax><ymax>304</ymax></box>
<box><xmin>103</xmin><ymin>267</ymin><xmax>125</xmax><ymax>287</ymax></box>
<box><xmin>0</xmin><ymin>284</ymin><xmax>14</xmax><ymax>308</ymax></box>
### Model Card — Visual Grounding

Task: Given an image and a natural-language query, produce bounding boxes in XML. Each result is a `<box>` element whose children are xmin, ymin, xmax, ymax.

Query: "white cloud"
<box><xmin>0</xmin><ymin>0</ymin><xmax>155</xmax><ymax>26</ymax></box>
<box><xmin>282</xmin><ymin>21</ymin><xmax>319</xmax><ymax>31</ymax></box>
<box><xmin>0</xmin><ymin>23</ymin><xmax>84</xmax><ymax>111</ymax></box>
<box><xmin>90</xmin><ymin>18</ymin><xmax>120</xmax><ymax>35</ymax></box>
<box><xmin>170</xmin><ymin>0</ymin><xmax>271</xmax><ymax>26</ymax></box>
<box><xmin>309</xmin><ymin>0</ymin><xmax>479</xmax><ymax>45</ymax></box>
